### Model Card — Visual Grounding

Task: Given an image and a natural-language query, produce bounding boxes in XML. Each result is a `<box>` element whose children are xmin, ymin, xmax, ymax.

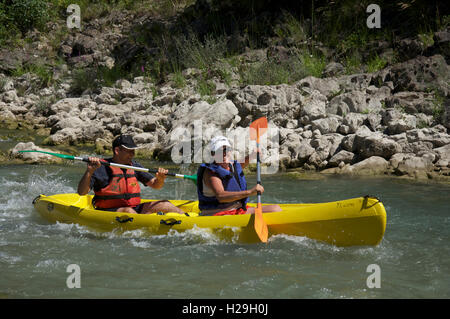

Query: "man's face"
<box><xmin>114</xmin><ymin>146</ymin><xmax>135</xmax><ymax>164</ymax></box>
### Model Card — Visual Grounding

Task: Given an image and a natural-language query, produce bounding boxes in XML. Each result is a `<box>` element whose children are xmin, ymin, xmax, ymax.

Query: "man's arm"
<box><xmin>77</xmin><ymin>157</ymin><xmax>101</xmax><ymax>195</ymax></box>
<box><xmin>77</xmin><ymin>170</ymin><xmax>93</xmax><ymax>195</ymax></box>
<box><xmin>145</xmin><ymin>167</ymin><xmax>168</xmax><ymax>189</ymax></box>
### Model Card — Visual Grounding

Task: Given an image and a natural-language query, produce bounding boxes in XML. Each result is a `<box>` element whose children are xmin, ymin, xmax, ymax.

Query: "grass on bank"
<box><xmin>2</xmin><ymin>1</ymin><xmax>448</xmax><ymax>97</ymax></box>
<box><xmin>0</xmin><ymin>0</ymin><xmax>194</xmax><ymax>47</ymax></box>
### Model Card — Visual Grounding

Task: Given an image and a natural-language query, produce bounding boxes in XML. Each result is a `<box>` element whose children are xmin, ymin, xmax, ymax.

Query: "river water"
<box><xmin>0</xmin><ymin>161</ymin><xmax>449</xmax><ymax>299</ymax></box>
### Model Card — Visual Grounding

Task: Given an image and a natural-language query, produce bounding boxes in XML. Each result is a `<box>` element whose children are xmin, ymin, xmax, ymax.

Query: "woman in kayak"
<box><xmin>197</xmin><ymin>136</ymin><xmax>282</xmax><ymax>216</ymax></box>
<box><xmin>77</xmin><ymin>134</ymin><xmax>184</xmax><ymax>214</ymax></box>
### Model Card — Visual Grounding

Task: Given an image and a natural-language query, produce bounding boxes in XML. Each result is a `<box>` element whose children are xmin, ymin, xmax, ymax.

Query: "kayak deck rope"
<box><xmin>363</xmin><ymin>195</ymin><xmax>381</xmax><ymax>209</ymax></box>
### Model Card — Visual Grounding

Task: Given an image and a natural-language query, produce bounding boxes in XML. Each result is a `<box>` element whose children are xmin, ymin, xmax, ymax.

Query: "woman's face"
<box><xmin>213</xmin><ymin>146</ymin><xmax>231</xmax><ymax>164</ymax></box>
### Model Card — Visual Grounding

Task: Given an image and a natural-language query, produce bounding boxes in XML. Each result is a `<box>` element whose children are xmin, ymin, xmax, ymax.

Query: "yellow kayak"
<box><xmin>32</xmin><ymin>193</ymin><xmax>387</xmax><ymax>246</ymax></box>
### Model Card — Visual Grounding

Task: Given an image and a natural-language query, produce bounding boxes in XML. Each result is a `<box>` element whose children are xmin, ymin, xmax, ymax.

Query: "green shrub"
<box><xmin>274</xmin><ymin>11</ymin><xmax>307</xmax><ymax>44</ymax></box>
<box><xmin>367</xmin><ymin>55</ymin><xmax>387</xmax><ymax>73</ymax></box>
<box><xmin>418</xmin><ymin>31</ymin><xmax>434</xmax><ymax>48</ymax></box>
<box><xmin>8</xmin><ymin>0</ymin><xmax>50</xmax><ymax>34</ymax></box>
<box><xmin>70</xmin><ymin>68</ymin><xmax>100</xmax><ymax>95</ymax></box>
<box><xmin>11</xmin><ymin>63</ymin><xmax>54</xmax><ymax>89</ymax></box>
<box><xmin>171</xmin><ymin>69</ymin><xmax>186</xmax><ymax>88</ymax></box>
<box><xmin>239</xmin><ymin>50</ymin><xmax>325</xmax><ymax>86</ymax></box>
<box><xmin>432</xmin><ymin>91</ymin><xmax>445</xmax><ymax>124</ymax></box>
<box><xmin>344</xmin><ymin>53</ymin><xmax>362</xmax><ymax>74</ymax></box>
<box><xmin>69</xmin><ymin>64</ymin><xmax>130</xmax><ymax>95</ymax></box>
<box><xmin>196</xmin><ymin>76</ymin><xmax>216</xmax><ymax>97</ymax></box>
<box><xmin>300</xmin><ymin>52</ymin><xmax>326</xmax><ymax>78</ymax></box>
<box><xmin>239</xmin><ymin>60</ymin><xmax>291</xmax><ymax>86</ymax></box>
<box><xmin>175</xmin><ymin>32</ymin><xmax>229</xmax><ymax>71</ymax></box>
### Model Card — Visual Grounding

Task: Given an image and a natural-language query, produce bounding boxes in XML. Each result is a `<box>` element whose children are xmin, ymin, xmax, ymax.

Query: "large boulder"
<box><xmin>373</xmin><ymin>55</ymin><xmax>450</xmax><ymax>95</ymax></box>
<box><xmin>9</xmin><ymin>142</ymin><xmax>62</xmax><ymax>164</ymax></box>
<box><xmin>341</xmin><ymin>156</ymin><xmax>389</xmax><ymax>175</ymax></box>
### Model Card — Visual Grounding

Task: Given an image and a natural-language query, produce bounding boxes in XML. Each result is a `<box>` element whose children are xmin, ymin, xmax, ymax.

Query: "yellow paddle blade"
<box><xmin>254</xmin><ymin>204</ymin><xmax>268</xmax><ymax>243</ymax></box>
<box><xmin>249</xmin><ymin>117</ymin><xmax>268</xmax><ymax>141</ymax></box>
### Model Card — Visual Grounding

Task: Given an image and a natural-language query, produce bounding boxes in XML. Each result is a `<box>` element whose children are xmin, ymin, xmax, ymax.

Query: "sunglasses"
<box><xmin>212</xmin><ymin>147</ymin><xmax>232</xmax><ymax>155</ymax></box>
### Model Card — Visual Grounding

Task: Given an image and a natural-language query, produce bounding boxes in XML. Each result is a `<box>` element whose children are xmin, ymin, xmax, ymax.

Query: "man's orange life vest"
<box><xmin>93</xmin><ymin>165</ymin><xmax>141</xmax><ymax>209</ymax></box>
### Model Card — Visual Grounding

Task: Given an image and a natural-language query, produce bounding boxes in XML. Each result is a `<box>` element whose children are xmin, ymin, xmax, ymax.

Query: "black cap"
<box><xmin>112</xmin><ymin>135</ymin><xmax>139</xmax><ymax>150</ymax></box>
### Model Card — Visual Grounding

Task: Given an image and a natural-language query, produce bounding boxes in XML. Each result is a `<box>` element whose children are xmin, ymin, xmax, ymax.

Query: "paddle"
<box><xmin>249</xmin><ymin>117</ymin><xmax>269</xmax><ymax>243</ymax></box>
<box><xmin>18</xmin><ymin>150</ymin><xmax>198</xmax><ymax>184</ymax></box>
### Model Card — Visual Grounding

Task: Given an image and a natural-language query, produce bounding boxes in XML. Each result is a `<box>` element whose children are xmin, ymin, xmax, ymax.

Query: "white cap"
<box><xmin>210</xmin><ymin>136</ymin><xmax>232</xmax><ymax>152</ymax></box>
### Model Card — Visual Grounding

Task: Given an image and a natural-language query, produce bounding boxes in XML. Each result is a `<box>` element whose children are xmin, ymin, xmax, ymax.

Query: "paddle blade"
<box><xmin>254</xmin><ymin>204</ymin><xmax>268</xmax><ymax>243</ymax></box>
<box><xmin>184</xmin><ymin>174</ymin><xmax>198</xmax><ymax>185</ymax></box>
<box><xmin>249</xmin><ymin>117</ymin><xmax>268</xmax><ymax>140</ymax></box>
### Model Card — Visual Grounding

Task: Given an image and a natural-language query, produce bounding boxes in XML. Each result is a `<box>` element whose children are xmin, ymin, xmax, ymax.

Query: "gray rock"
<box><xmin>374</xmin><ymin>55</ymin><xmax>450</xmax><ymax>95</ymax></box>
<box><xmin>433</xmin><ymin>144</ymin><xmax>450</xmax><ymax>162</ymax></box>
<box><xmin>353</xmin><ymin>129</ymin><xmax>402</xmax><ymax>160</ymax></box>
<box><xmin>299</xmin><ymin>90</ymin><xmax>327</xmax><ymax>122</ymax></box>
<box><xmin>10</xmin><ymin>142</ymin><xmax>62</xmax><ymax>164</ymax></box>
<box><xmin>343</xmin><ymin>113</ymin><xmax>367</xmax><ymax>133</ymax></box>
<box><xmin>366</xmin><ymin>113</ymin><xmax>382</xmax><ymax>131</ymax></box>
<box><xmin>386</xmin><ymin>91</ymin><xmax>435</xmax><ymax>115</ymax></box>
<box><xmin>296</xmin><ymin>76</ymin><xmax>340</xmax><ymax>99</ymax></box>
<box><xmin>172</xmin><ymin>99</ymin><xmax>238</xmax><ymax>129</ymax></box>
<box><xmin>406</xmin><ymin>128</ymin><xmax>450</xmax><ymax>148</ymax></box>
<box><xmin>51</xmin><ymin>117</ymin><xmax>85</xmax><ymax>134</ymax></box>
<box><xmin>329</xmin><ymin>150</ymin><xmax>355</xmax><ymax>167</ymax></box>
<box><xmin>311</xmin><ymin>116</ymin><xmax>341</xmax><ymax>134</ymax></box>
<box><xmin>2</xmin><ymin>90</ymin><xmax>19</xmax><ymax>103</ymax></box>
<box><xmin>386</xmin><ymin>114</ymin><xmax>417</xmax><ymax>134</ymax></box>
<box><xmin>395</xmin><ymin>154</ymin><xmax>434</xmax><ymax>176</ymax></box>
<box><xmin>1</xmin><ymin>79</ymin><xmax>14</xmax><ymax>92</ymax></box>
<box><xmin>328</xmin><ymin>90</ymin><xmax>372</xmax><ymax>115</ymax></box>
<box><xmin>342</xmin><ymin>156</ymin><xmax>389</xmax><ymax>175</ymax></box>
<box><xmin>322</xmin><ymin>62</ymin><xmax>345</xmax><ymax>78</ymax></box>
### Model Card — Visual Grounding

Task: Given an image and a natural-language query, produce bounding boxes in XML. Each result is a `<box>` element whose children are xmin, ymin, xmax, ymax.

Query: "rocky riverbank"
<box><xmin>1</xmin><ymin>1</ymin><xmax>449</xmax><ymax>182</ymax></box>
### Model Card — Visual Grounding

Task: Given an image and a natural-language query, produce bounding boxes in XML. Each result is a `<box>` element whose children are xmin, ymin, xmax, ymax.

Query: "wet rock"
<box><xmin>10</xmin><ymin>142</ymin><xmax>62</xmax><ymax>164</ymax></box>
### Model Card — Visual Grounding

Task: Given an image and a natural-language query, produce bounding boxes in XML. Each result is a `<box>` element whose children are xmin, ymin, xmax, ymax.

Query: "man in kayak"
<box><xmin>197</xmin><ymin>136</ymin><xmax>282</xmax><ymax>216</ymax></box>
<box><xmin>77</xmin><ymin>134</ymin><xmax>184</xmax><ymax>214</ymax></box>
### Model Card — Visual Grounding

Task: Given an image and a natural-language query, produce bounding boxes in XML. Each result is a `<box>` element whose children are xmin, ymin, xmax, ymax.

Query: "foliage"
<box><xmin>6</xmin><ymin>0</ymin><xmax>50</xmax><ymax>34</ymax></box>
<box><xmin>366</xmin><ymin>55</ymin><xmax>388</xmax><ymax>73</ymax></box>
<box><xmin>236</xmin><ymin>47</ymin><xmax>326</xmax><ymax>86</ymax></box>
<box><xmin>175</xmin><ymin>32</ymin><xmax>229</xmax><ymax>71</ymax></box>
<box><xmin>69</xmin><ymin>65</ymin><xmax>129</xmax><ymax>95</ymax></box>
<box><xmin>11</xmin><ymin>63</ymin><xmax>54</xmax><ymax>89</ymax></box>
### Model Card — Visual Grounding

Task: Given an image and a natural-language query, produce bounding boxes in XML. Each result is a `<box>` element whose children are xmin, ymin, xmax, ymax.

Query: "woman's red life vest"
<box><xmin>93</xmin><ymin>165</ymin><xmax>141</xmax><ymax>209</ymax></box>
